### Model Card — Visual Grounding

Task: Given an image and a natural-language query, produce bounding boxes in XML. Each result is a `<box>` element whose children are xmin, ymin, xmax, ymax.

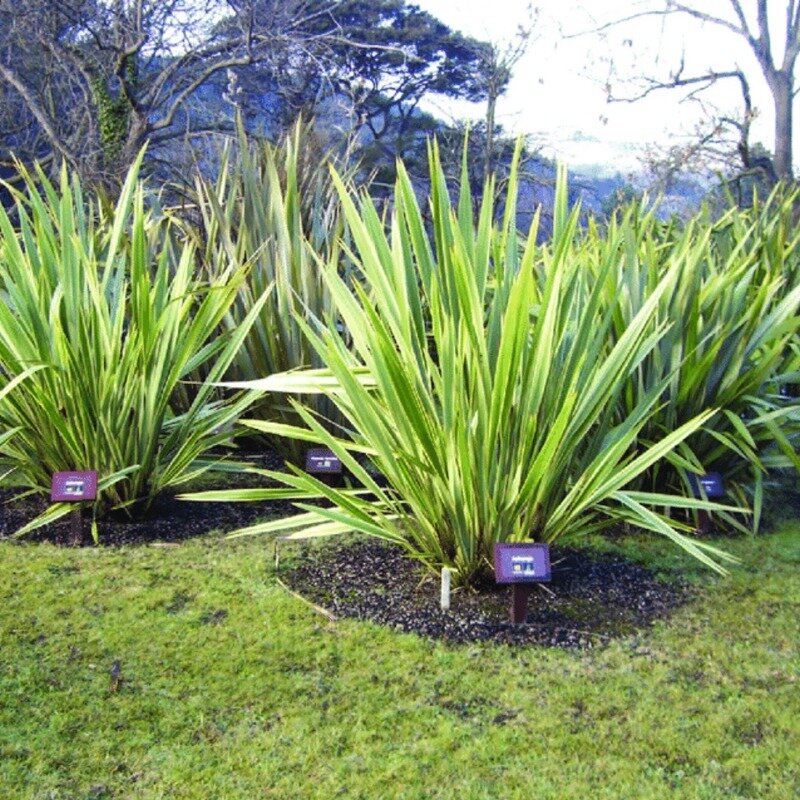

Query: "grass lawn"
<box><xmin>1</xmin><ymin>520</ymin><xmax>798</xmax><ymax>800</ymax></box>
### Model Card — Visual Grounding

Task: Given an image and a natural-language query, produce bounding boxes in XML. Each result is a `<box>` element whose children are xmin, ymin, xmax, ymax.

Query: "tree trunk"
<box><xmin>771</xmin><ymin>70</ymin><xmax>794</xmax><ymax>180</ymax></box>
<box><xmin>113</xmin><ymin>114</ymin><xmax>149</xmax><ymax>186</ymax></box>
<box><xmin>484</xmin><ymin>91</ymin><xmax>496</xmax><ymax>181</ymax></box>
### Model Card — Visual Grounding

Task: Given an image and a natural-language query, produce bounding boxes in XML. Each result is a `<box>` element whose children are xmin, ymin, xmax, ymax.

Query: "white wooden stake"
<box><xmin>440</xmin><ymin>567</ymin><xmax>451</xmax><ymax>611</ymax></box>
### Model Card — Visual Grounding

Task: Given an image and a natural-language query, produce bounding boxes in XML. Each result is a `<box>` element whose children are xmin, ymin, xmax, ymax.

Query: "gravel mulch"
<box><xmin>285</xmin><ymin>539</ymin><xmax>690</xmax><ymax>649</ymax></box>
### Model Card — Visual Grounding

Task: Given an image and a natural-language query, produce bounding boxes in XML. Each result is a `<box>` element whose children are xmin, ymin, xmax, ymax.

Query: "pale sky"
<box><xmin>415</xmin><ymin>0</ymin><xmax>786</xmax><ymax>176</ymax></box>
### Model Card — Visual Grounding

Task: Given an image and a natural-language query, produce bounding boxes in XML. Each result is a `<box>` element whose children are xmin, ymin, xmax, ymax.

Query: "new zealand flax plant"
<box><xmin>188</xmin><ymin>120</ymin><xmax>357</xmax><ymax>463</ymax></box>
<box><xmin>582</xmin><ymin>191</ymin><xmax>800</xmax><ymax>534</ymax></box>
<box><xmin>185</xmin><ymin>143</ymin><xmax>737</xmax><ymax>586</ymax></box>
<box><xmin>0</xmin><ymin>154</ymin><xmax>267</xmax><ymax>538</ymax></box>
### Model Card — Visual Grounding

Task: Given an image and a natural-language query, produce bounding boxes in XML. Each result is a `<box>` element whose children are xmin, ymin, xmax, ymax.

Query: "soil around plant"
<box><xmin>0</xmin><ymin>486</ymin><xmax>295</xmax><ymax>546</ymax></box>
<box><xmin>0</xmin><ymin>452</ymin><xmax>294</xmax><ymax>546</ymax></box>
<box><xmin>0</xmin><ymin>447</ymin><xmax>379</xmax><ymax>546</ymax></box>
<box><xmin>284</xmin><ymin>539</ymin><xmax>690</xmax><ymax>649</ymax></box>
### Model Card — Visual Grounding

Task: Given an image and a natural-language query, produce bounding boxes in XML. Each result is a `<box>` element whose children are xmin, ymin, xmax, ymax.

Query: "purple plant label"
<box><xmin>305</xmin><ymin>448</ymin><xmax>343</xmax><ymax>474</ymax></box>
<box><xmin>51</xmin><ymin>471</ymin><xmax>98</xmax><ymax>502</ymax></box>
<box><xmin>689</xmin><ymin>472</ymin><xmax>725</xmax><ymax>498</ymax></box>
<box><xmin>494</xmin><ymin>543</ymin><xmax>551</xmax><ymax>584</ymax></box>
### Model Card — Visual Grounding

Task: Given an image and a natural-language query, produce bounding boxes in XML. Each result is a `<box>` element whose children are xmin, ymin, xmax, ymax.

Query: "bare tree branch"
<box><xmin>757</xmin><ymin>0</ymin><xmax>772</xmax><ymax>51</ymax></box>
<box><xmin>0</xmin><ymin>61</ymin><xmax>78</xmax><ymax>168</ymax></box>
<box><xmin>567</xmin><ymin>3</ymin><xmax>744</xmax><ymax>39</ymax></box>
<box><xmin>783</xmin><ymin>0</ymin><xmax>800</xmax><ymax>68</ymax></box>
<box><xmin>609</xmin><ymin>63</ymin><xmax>749</xmax><ymax>104</ymax></box>
<box><xmin>149</xmin><ymin>53</ymin><xmax>255</xmax><ymax>133</ymax></box>
<box><xmin>564</xmin><ymin>9</ymin><xmax>676</xmax><ymax>39</ymax></box>
<box><xmin>671</xmin><ymin>2</ymin><xmax>747</xmax><ymax>37</ymax></box>
<box><xmin>583</xmin><ymin>1</ymin><xmax>800</xmax><ymax>181</ymax></box>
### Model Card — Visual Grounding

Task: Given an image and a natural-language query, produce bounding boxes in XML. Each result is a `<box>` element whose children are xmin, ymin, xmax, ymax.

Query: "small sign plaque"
<box><xmin>51</xmin><ymin>471</ymin><xmax>97</xmax><ymax>502</ymax></box>
<box><xmin>689</xmin><ymin>472</ymin><xmax>725</xmax><ymax>499</ymax></box>
<box><xmin>305</xmin><ymin>448</ymin><xmax>343</xmax><ymax>475</ymax></box>
<box><xmin>494</xmin><ymin>543</ymin><xmax>551</xmax><ymax>584</ymax></box>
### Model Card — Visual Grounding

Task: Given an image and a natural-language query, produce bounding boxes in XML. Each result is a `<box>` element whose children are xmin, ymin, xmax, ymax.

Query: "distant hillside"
<box><xmin>152</xmin><ymin>70</ymin><xmax>710</xmax><ymax>232</ymax></box>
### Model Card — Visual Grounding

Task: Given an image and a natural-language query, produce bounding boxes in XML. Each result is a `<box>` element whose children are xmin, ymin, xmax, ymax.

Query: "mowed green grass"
<box><xmin>0</xmin><ymin>521</ymin><xmax>798</xmax><ymax>800</ymax></box>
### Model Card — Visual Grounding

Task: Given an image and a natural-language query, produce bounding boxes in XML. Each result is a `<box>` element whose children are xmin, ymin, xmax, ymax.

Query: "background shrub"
<box><xmin>0</xmin><ymin>156</ymin><xmax>266</xmax><ymax>537</ymax></box>
<box><xmin>188</xmin><ymin>122</ymin><xmax>356</xmax><ymax>462</ymax></box>
<box><xmin>583</xmin><ymin>193</ymin><xmax>800</xmax><ymax>532</ymax></box>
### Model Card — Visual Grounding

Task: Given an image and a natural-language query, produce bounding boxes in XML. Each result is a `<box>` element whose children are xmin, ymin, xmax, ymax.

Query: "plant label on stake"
<box><xmin>51</xmin><ymin>471</ymin><xmax>97</xmax><ymax>544</ymax></box>
<box><xmin>493</xmin><ymin>543</ymin><xmax>551</xmax><ymax>624</ymax></box>
<box><xmin>305</xmin><ymin>448</ymin><xmax>343</xmax><ymax>474</ymax></box>
<box><xmin>305</xmin><ymin>448</ymin><xmax>344</xmax><ymax>487</ymax></box>
<box><xmin>689</xmin><ymin>472</ymin><xmax>724</xmax><ymax>499</ymax></box>
<box><xmin>689</xmin><ymin>472</ymin><xmax>724</xmax><ymax>534</ymax></box>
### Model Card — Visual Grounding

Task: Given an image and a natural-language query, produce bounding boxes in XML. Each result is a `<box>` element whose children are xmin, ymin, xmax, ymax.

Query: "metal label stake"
<box><xmin>493</xmin><ymin>542</ymin><xmax>552</xmax><ymax>625</ymax></box>
<box><xmin>51</xmin><ymin>471</ymin><xmax>98</xmax><ymax>545</ymax></box>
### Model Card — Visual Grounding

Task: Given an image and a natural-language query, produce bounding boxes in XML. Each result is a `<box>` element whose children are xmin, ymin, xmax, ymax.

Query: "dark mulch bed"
<box><xmin>0</xmin><ymin>452</ymin><xmax>293</xmax><ymax>546</ymax></box>
<box><xmin>285</xmin><ymin>539</ymin><xmax>690</xmax><ymax>649</ymax></box>
<box><xmin>0</xmin><ymin>488</ymin><xmax>295</xmax><ymax>546</ymax></box>
<box><xmin>0</xmin><ymin>487</ymin><xmax>296</xmax><ymax>546</ymax></box>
